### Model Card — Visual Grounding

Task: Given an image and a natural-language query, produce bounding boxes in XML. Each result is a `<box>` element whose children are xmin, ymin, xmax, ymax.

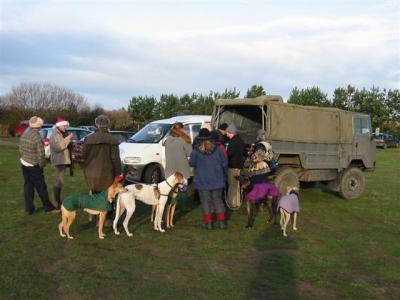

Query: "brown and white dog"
<box><xmin>150</xmin><ymin>185</ymin><xmax>180</xmax><ymax>229</ymax></box>
<box><xmin>113</xmin><ymin>172</ymin><xmax>186</xmax><ymax>236</ymax></box>
<box><xmin>58</xmin><ymin>181</ymin><xmax>125</xmax><ymax>239</ymax></box>
<box><xmin>278</xmin><ymin>186</ymin><xmax>300</xmax><ymax>237</ymax></box>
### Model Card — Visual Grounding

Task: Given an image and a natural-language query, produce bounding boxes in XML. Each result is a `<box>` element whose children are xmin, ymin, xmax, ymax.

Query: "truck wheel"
<box><xmin>143</xmin><ymin>165</ymin><xmax>163</xmax><ymax>184</ymax></box>
<box><xmin>274</xmin><ymin>167</ymin><xmax>299</xmax><ymax>194</ymax></box>
<box><xmin>339</xmin><ymin>167</ymin><xmax>365</xmax><ymax>200</ymax></box>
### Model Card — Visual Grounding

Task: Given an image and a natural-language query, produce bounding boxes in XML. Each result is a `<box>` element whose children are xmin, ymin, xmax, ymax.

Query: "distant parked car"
<box><xmin>13</xmin><ymin>120</ymin><xmax>53</xmax><ymax>137</ymax></box>
<box><xmin>39</xmin><ymin>127</ymin><xmax>92</xmax><ymax>158</ymax></box>
<box><xmin>79</xmin><ymin>125</ymin><xmax>97</xmax><ymax>132</ymax></box>
<box><xmin>71</xmin><ymin>130</ymin><xmax>135</xmax><ymax>163</ymax></box>
<box><xmin>373</xmin><ymin>133</ymin><xmax>399</xmax><ymax>149</ymax></box>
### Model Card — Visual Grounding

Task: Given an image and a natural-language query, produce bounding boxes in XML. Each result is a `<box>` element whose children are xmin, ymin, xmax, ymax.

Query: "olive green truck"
<box><xmin>212</xmin><ymin>96</ymin><xmax>376</xmax><ymax>199</ymax></box>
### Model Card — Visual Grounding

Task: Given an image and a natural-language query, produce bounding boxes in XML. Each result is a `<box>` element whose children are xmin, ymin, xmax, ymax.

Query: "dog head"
<box><xmin>285</xmin><ymin>186</ymin><xmax>299</xmax><ymax>196</ymax></box>
<box><xmin>172</xmin><ymin>171</ymin><xmax>187</xmax><ymax>188</ymax></box>
<box><xmin>107</xmin><ymin>181</ymin><xmax>126</xmax><ymax>202</ymax></box>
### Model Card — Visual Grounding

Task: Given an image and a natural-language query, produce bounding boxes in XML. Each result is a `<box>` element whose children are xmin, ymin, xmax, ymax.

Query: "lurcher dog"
<box><xmin>58</xmin><ymin>181</ymin><xmax>125</xmax><ymax>239</ymax></box>
<box><xmin>278</xmin><ymin>186</ymin><xmax>300</xmax><ymax>237</ymax></box>
<box><xmin>113</xmin><ymin>172</ymin><xmax>186</xmax><ymax>236</ymax></box>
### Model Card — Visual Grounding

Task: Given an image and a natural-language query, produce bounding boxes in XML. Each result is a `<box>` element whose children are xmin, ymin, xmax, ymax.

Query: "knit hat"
<box><xmin>95</xmin><ymin>115</ymin><xmax>110</xmax><ymax>128</ymax></box>
<box><xmin>256</xmin><ymin>129</ymin><xmax>266</xmax><ymax>141</ymax></box>
<box><xmin>197</xmin><ymin>128</ymin><xmax>211</xmax><ymax>140</ymax></box>
<box><xmin>55</xmin><ymin>117</ymin><xmax>69</xmax><ymax>127</ymax></box>
<box><xmin>226</xmin><ymin>124</ymin><xmax>237</xmax><ymax>134</ymax></box>
<box><xmin>29</xmin><ymin>116</ymin><xmax>44</xmax><ymax>128</ymax></box>
<box><xmin>218</xmin><ymin>123</ymin><xmax>228</xmax><ymax>131</ymax></box>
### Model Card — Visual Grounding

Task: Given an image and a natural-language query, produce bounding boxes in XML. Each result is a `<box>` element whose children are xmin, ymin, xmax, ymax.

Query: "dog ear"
<box><xmin>174</xmin><ymin>172</ymin><xmax>184</xmax><ymax>182</ymax></box>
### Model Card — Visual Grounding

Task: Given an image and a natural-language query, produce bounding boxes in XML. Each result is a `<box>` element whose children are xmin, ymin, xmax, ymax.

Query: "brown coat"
<box><xmin>82</xmin><ymin>131</ymin><xmax>121</xmax><ymax>192</ymax></box>
<box><xmin>49</xmin><ymin>128</ymin><xmax>71</xmax><ymax>166</ymax></box>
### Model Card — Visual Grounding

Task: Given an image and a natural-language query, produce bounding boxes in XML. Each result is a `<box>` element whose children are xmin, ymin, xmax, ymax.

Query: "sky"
<box><xmin>0</xmin><ymin>0</ymin><xmax>399</xmax><ymax>110</ymax></box>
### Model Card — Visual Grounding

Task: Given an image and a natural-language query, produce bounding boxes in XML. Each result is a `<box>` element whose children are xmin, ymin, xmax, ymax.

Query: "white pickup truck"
<box><xmin>119</xmin><ymin>115</ymin><xmax>211</xmax><ymax>183</ymax></box>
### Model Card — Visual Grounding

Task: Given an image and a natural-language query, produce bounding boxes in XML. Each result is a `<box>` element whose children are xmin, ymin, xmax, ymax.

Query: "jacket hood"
<box><xmin>85</xmin><ymin>131</ymin><xmax>119</xmax><ymax>145</ymax></box>
<box><xmin>194</xmin><ymin>140</ymin><xmax>216</xmax><ymax>155</ymax></box>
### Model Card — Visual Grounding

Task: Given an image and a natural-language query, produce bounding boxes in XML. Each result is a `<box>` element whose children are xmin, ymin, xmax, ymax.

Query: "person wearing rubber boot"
<box><xmin>189</xmin><ymin>128</ymin><xmax>228</xmax><ymax>229</ymax></box>
<box><xmin>49</xmin><ymin>117</ymin><xmax>73</xmax><ymax>208</ymax></box>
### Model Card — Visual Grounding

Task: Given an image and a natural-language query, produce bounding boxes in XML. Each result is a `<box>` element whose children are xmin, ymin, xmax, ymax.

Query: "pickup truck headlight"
<box><xmin>124</xmin><ymin>157</ymin><xmax>141</xmax><ymax>164</ymax></box>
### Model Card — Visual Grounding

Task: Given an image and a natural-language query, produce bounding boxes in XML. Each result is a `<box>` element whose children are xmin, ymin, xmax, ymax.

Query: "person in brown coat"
<box><xmin>82</xmin><ymin>115</ymin><xmax>122</xmax><ymax>225</ymax></box>
<box><xmin>49</xmin><ymin>117</ymin><xmax>73</xmax><ymax>208</ymax></box>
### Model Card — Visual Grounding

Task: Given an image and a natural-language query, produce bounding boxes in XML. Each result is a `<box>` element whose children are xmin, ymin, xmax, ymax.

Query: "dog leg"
<box><xmin>246</xmin><ymin>201</ymin><xmax>255</xmax><ymax>228</ymax></box>
<box><xmin>156</xmin><ymin>202</ymin><xmax>166</xmax><ymax>233</ymax></box>
<box><xmin>98</xmin><ymin>212</ymin><xmax>106</xmax><ymax>239</ymax></box>
<box><xmin>150</xmin><ymin>205</ymin><xmax>156</xmax><ymax>223</ymax></box>
<box><xmin>113</xmin><ymin>196</ymin><xmax>122</xmax><ymax>235</ymax></box>
<box><xmin>282</xmin><ymin>211</ymin><xmax>290</xmax><ymax>237</ymax></box>
<box><xmin>65</xmin><ymin>211</ymin><xmax>76</xmax><ymax>239</ymax></box>
<box><xmin>58</xmin><ymin>221</ymin><xmax>66</xmax><ymax>237</ymax></box>
<box><xmin>293</xmin><ymin>213</ymin><xmax>298</xmax><ymax>231</ymax></box>
<box><xmin>266</xmin><ymin>196</ymin><xmax>274</xmax><ymax>223</ymax></box>
<box><xmin>123</xmin><ymin>208</ymin><xmax>134</xmax><ymax>237</ymax></box>
<box><xmin>169</xmin><ymin>204</ymin><xmax>176</xmax><ymax>228</ymax></box>
<box><xmin>166</xmin><ymin>204</ymin><xmax>171</xmax><ymax>229</ymax></box>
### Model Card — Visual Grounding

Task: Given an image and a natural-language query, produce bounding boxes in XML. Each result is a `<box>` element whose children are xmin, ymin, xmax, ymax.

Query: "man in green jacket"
<box><xmin>82</xmin><ymin>115</ymin><xmax>122</xmax><ymax>226</ymax></box>
<box><xmin>19</xmin><ymin>116</ymin><xmax>59</xmax><ymax>214</ymax></box>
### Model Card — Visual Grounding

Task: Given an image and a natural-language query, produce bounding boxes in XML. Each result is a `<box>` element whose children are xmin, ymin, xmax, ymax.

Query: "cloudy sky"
<box><xmin>1</xmin><ymin>0</ymin><xmax>399</xmax><ymax>109</ymax></box>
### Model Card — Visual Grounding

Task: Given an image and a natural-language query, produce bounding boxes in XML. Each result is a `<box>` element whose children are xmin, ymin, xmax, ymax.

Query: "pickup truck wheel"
<box><xmin>143</xmin><ymin>165</ymin><xmax>163</xmax><ymax>184</ymax></box>
<box><xmin>339</xmin><ymin>167</ymin><xmax>365</xmax><ymax>200</ymax></box>
<box><xmin>274</xmin><ymin>167</ymin><xmax>299</xmax><ymax>194</ymax></box>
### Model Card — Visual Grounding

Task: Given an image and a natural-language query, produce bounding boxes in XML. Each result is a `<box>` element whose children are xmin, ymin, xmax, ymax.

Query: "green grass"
<box><xmin>1</xmin><ymin>138</ymin><xmax>399</xmax><ymax>299</ymax></box>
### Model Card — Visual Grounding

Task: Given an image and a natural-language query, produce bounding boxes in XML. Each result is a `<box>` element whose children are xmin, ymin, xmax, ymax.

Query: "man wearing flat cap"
<box><xmin>19</xmin><ymin>116</ymin><xmax>59</xmax><ymax>214</ymax></box>
<box><xmin>225</xmin><ymin>124</ymin><xmax>245</xmax><ymax>209</ymax></box>
<box><xmin>82</xmin><ymin>114</ymin><xmax>122</xmax><ymax>226</ymax></box>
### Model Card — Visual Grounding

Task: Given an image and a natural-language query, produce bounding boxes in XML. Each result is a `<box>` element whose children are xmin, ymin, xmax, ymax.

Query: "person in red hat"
<box><xmin>49</xmin><ymin>117</ymin><xmax>73</xmax><ymax>208</ymax></box>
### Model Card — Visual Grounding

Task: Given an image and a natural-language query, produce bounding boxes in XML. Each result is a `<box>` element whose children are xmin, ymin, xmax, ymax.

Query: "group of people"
<box><xmin>19</xmin><ymin>115</ymin><xmax>276</xmax><ymax>230</ymax></box>
<box><xmin>19</xmin><ymin>115</ymin><xmax>122</xmax><ymax>227</ymax></box>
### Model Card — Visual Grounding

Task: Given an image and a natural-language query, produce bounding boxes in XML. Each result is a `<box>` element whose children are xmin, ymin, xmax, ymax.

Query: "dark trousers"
<box><xmin>198</xmin><ymin>189</ymin><xmax>225</xmax><ymax>223</ymax></box>
<box><xmin>21</xmin><ymin>165</ymin><xmax>54</xmax><ymax>213</ymax></box>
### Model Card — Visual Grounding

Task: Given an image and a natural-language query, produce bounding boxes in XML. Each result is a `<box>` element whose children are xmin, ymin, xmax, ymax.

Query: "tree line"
<box><xmin>1</xmin><ymin>82</ymin><xmax>399</xmax><ymax>136</ymax></box>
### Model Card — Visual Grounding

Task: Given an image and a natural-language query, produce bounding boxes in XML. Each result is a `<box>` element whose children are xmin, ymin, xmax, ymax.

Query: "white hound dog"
<box><xmin>113</xmin><ymin>172</ymin><xmax>186</xmax><ymax>235</ymax></box>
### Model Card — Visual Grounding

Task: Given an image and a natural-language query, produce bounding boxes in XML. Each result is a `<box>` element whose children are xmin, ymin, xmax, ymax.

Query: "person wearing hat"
<box><xmin>19</xmin><ymin>116</ymin><xmax>59</xmax><ymax>214</ymax></box>
<box><xmin>49</xmin><ymin>117</ymin><xmax>73</xmax><ymax>208</ymax></box>
<box><xmin>216</xmin><ymin>122</ymin><xmax>229</xmax><ymax>144</ymax></box>
<box><xmin>164</xmin><ymin>122</ymin><xmax>192</xmax><ymax>212</ymax></box>
<box><xmin>189</xmin><ymin>128</ymin><xmax>228</xmax><ymax>229</ymax></box>
<box><xmin>82</xmin><ymin>114</ymin><xmax>122</xmax><ymax>226</ymax></box>
<box><xmin>225</xmin><ymin>124</ymin><xmax>245</xmax><ymax>209</ymax></box>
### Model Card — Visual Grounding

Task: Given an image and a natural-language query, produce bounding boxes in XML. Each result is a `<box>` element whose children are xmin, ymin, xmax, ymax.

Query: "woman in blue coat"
<box><xmin>189</xmin><ymin>128</ymin><xmax>228</xmax><ymax>229</ymax></box>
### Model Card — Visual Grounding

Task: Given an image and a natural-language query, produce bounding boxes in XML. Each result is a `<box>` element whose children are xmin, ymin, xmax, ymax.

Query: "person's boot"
<box><xmin>53</xmin><ymin>187</ymin><xmax>62</xmax><ymax>209</ymax></box>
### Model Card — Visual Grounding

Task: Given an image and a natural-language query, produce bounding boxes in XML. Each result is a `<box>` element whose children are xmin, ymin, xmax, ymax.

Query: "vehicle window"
<box><xmin>78</xmin><ymin>131</ymin><xmax>91</xmax><ymax>140</ymax></box>
<box><xmin>128</xmin><ymin>123</ymin><xmax>171</xmax><ymax>143</ymax></box>
<box><xmin>68</xmin><ymin>130</ymin><xmax>79</xmax><ymax>140</ymax></box>
<box><xmin>354</xmin><ymin>117</ymin><xmax>371</xmax><ymax>135</ymax></box>
<box><xmin>191</xmin><ymin>124</ymin><xmax>201</xmax><ymax>139</ymax></box>
<box><xmin>183</xmin><ymin>124</ymin><xmax>190</xmax><ymax>138</ymax></box>
<box><xmin>218</xmin><ymin>105</ymin><xmax>263</xmax><ymax>144</ymax></box>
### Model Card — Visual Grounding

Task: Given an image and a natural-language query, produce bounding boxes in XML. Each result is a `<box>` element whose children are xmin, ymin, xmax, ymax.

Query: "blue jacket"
<box><xmin>189</xmin><ymin>141</ymin><xmax>228</xmax><ymax>191</ymax></box>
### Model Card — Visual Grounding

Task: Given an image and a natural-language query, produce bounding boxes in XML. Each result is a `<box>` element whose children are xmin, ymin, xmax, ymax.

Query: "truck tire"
<box><xmin>143</xmin><ymin>165</ymin><xmax>163</xmax><ymax>184</ymax></box>
<box><xmin>339</xmin><ymin>167</ymin><xmax>365</xmax><ymax>200</ymax></box>
<box><xmin>274</xmin><ymin>167</ymin><xmax>299</xmax><ymax>194</ymax></box>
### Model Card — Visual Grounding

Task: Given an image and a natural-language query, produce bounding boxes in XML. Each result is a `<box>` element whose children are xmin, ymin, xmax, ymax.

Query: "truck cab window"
<box><xmin>354</xmin><ymin>117</ymin><xmax>371</xmax><ymax>135</ymax></box>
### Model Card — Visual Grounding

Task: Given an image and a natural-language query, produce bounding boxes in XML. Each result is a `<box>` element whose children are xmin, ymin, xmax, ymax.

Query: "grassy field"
<box><xmin>0</xmin><ymin>137</ymin><xmax>399</xmax><ymax>299</ymax></box>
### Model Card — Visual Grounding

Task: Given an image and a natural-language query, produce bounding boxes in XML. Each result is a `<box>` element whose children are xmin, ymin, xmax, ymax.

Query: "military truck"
<box><xmin>212</xmin><ymin>96</ymin><xmax>376</xmax><ymax>199</ymax></box>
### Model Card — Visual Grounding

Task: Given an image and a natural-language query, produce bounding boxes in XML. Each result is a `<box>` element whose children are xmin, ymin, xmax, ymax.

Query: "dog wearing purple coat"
<box><xmin>278</xmin><ymin>186</ymin><xmax>300</xmax><ymax>237</ymax></box>
<box><xmin>241</xmin><ymin>177</ymin><xmax>281</xmax><ymax>228</ymax></box>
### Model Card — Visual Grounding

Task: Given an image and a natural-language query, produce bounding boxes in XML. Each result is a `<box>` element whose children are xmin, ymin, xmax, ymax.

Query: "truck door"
<box><xmin>353</xmin><ymin>115</ymin><xmax>375</xmax><ymax>169</ymax></box>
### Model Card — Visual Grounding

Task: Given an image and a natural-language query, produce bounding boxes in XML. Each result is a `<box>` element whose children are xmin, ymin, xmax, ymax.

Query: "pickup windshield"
<box><xmin>128</xmin><ymin>123</ymin><xmax>171</xmax><ymax>143</ymax></box>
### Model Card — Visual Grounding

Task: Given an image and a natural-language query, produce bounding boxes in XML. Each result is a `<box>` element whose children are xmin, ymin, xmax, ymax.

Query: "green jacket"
<box><xmin>82</xmin><ymin>131</ymin><xmax>121</xmax><ymax>192</ymax></box>
<box><xmin>19</xmin><ymin>128</ymin><xmax>46</xmax><ymax>167</ymax></box>
<box><xmin>63</xmin><ymin>191</ymin><xmax>111</xmax><ymax>211</ymax></box>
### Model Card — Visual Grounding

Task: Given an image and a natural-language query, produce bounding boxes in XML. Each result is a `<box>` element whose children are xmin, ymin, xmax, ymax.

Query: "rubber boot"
<box><xmin>53</xmin><ymin>187</ymin><xmax>62</xmax><ymax>209</ymax></box>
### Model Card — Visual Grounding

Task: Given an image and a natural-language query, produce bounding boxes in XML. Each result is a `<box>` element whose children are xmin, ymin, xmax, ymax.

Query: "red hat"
<box><xmin>55</xmin><ymin>117</ymin><xmax>69</xmax><ymax>127</ymax></box>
